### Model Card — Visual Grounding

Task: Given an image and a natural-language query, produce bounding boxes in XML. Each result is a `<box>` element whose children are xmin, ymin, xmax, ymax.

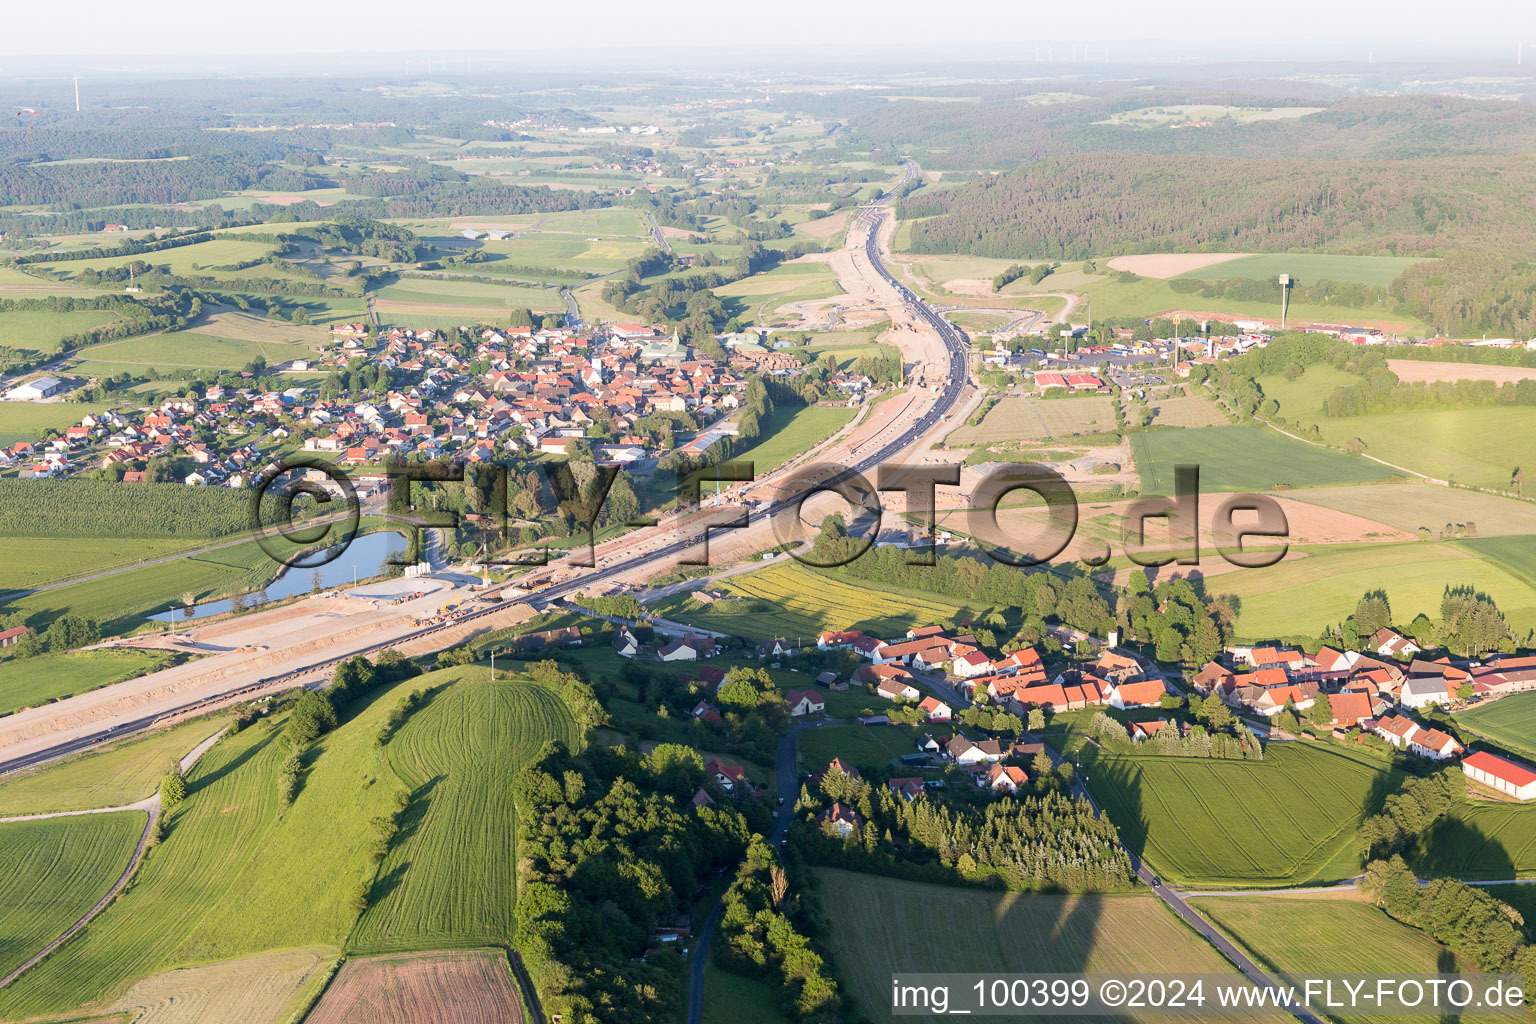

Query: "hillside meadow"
<box><xmin>349</xmin><ymin>670</ymin><xmax>578</xmax><ymax>953</ymax></box>
<box><xmin>0</xmin><ymin>666</ymin><xmax>578</xmax><ymax>1019</ymax></box>
<box><xmin>653</xmin><ymin>562</ymin><xmax>992</xmax><ymax>644</ymax></box>
<box><xmin>0</xmin><ymin>717</ymin><xmax>223</xmax><ymax>816</ymax></box>
<box><xmin>0</xmin><ymin>813</ymin><xmax>145</xmax><ymax>981</ymax></box>
<box><xmin>1217</xmin><ymin>540</ymin><xmax>1536</xmax><ymax>642</ymax></box>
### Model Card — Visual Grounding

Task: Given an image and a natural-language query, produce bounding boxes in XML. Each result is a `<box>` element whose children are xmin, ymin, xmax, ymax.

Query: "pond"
<box><xmin>149</xmin><ymin>530</ymin><xmax>410</xmax><ymax>623</ymax></box>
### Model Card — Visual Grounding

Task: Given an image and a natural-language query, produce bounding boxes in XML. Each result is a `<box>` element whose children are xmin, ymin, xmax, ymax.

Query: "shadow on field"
<box><xmin>991</xmin><ymin>891</ymin><xmax>1106</xmax><ymax>1023</ymax></box>
<box><xmin>1438</xmin><ymin>947</ymin><xmax>1461</xmax><ymax>1024</ymax></box>
<box><xmin>1079</xmin><ymin>752</ymin><xmax>1149</xmax><ymax>865</ymax></box>
<box><xmin>365</xmin><ymin>774</ymin><xmax>442</xmax><ymax>906</ymax></box>
<box><xmin>187</xmin><ymin>726</ymin><xmax>273</xmax><ymax>796</ymax></box>
<box><xmin>1413</xmin><ymin>816</ymin><xmax>1514</xmax><ymax>882</ymax></box>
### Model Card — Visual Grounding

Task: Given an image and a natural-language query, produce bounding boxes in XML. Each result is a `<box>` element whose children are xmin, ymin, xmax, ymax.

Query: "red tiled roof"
<box><xmin>1463</xmin><ymin>750</ymin><xmax>1536</xmax><ymax>789</ymax></box>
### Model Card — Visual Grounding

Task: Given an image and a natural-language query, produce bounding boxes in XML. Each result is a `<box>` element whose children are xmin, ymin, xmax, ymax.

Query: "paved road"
<box><xmin>646</xmin><ymin>211</ymin><xmax>673</xmax><ymax>255</ymax></box>
<box><xmin>686</xmin><ymin>718</ymin><xmax>824</xmax><ymax>1024</ymax></box>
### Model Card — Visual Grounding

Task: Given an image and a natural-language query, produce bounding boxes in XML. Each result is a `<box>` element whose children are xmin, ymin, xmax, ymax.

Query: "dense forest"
<box><xmin>513</xmin><ymin>739</ymin><xmax>751</xmax><ymax>1024</ymax></box>
<box><xmin>898</xmin><ymin>153</ymin><xmax>1536</xmax><ymax>260</ymax></box>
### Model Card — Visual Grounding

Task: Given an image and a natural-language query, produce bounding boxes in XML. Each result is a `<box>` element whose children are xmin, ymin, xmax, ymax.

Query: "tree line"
<box><xmin>513</xmin><ymin>740</ymin><xmax>753</xmax><ymax>1024</ymax></box>
<box><xmin>896</xmin><ymin>153</ymin><xmax>1536</xmax><ymax>261</ymax></box>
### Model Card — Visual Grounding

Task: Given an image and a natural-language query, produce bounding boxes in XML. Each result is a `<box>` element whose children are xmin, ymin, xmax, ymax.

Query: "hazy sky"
<box><xmin>4</xmin><ymin>0</ymin><xmax>1536</xmax><ymax>59</ymax></box>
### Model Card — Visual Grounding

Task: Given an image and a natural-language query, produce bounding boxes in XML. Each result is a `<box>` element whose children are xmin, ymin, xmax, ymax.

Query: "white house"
<box><xmin>1107</xmin><ymin>679</ymin><xmax>1167</xmax><ymax>710</ymax></box>
<box><xmin>875</xmin><ymin>678</ymin><xmax>920</xmax><ymax>702</ymax></box>
<box><xmin>953</xmin><ymin>649</ymin><xmax>993</xmax><ymax>678</ymax></box>
<box><xmin>784</xmin><ymin>689</ymin><xmax>826</xmax><ymax>717</ymax></box>
<box><xmin>917</xmin><ymin>696</ymin><xmax>952</xmax><ymax>721</ymax></box>
<box><xmin>1372</xmin><ymin>628</ymin><xmax>1421</xmax><ymax>659</ymax></box>
<box><xmin>613</xmin><ymin>627</ymin><xmax>640</xmax><ymax>658</ymax></box>
<box><xmin>986</xmin><ymin>763</ymin><xmax>1028</xmax><ymax>794</ymax></box>
<box><xmin>1372</xmin><ymin>715</ymin><xmax>1420</xmax><ymax>749</ymax></box>
<box><xmin>1400</xmin><ymin>676</ymin><xmax>1451</xmax><ymax>709</ymax></box>
<box><xmin>1409</xmin><ymin>727</ymin><xmax>1464</xmax><ymax>761</ymax></box>
<box><xmin>946</xmin><ymin>735</ymin><xmax>1004</xmax><ymax>764</ymax></box>
<box><xmin>658</xmin><ymin>638</ymin><xmax>698</xmax><ymax>662</ymax></box>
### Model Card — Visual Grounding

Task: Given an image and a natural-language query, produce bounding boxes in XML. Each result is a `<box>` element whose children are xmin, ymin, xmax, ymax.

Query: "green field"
<box><xmin>730</xmin><ymin>403</ymin><xmax>856</xmax><ymax>474</ymax></box>
<box><xmin>75</xmin><ymin>330</ymin><xmax>314</xmax><ymax>370</ymax></box>
<box><xmin>0</xmin><ymin>718</ymin><xmax>223</xmax><ymax>816</ymax></box>
<box><xmin>0</xmin><ymin>813</ymin><xmax>145</xmax><ymax>982</ymax></box>
<box><xmin>2</xmin><ymin>539</ymin><xmax>283</xmax><ymax>634</ymax></box>
<box><xmin>373</xmin><ymin>275</ymin><xmax>562</xmax><ymax>311</ymax></box>
<box><xmin>0</xmin><ymin>308</ymin><xmax>122</xmax><ymax>357</ymax></box>
<box><xmin>654</xmin><ymin>562</ymin><xmax>987</xmax><ymax>644</ymax></box>
<box><xmin>1131</xmin><ymin>424</ymin><xmax>1400</xmax><ymax>493</ymax></box>
<box><xmin>1456</xmin><ymin>692</ymin><xmax>1536</xmax><ymax>761</ymax></box>
<box><xmin>796</xmin><ymin>723</ymin><xmax>939</xmax><ymax>773</ymax></box>
<box><xmin>1179</xmin><ymin>253</ymin><xmax>1423</xmax><ymax>288</ymax></box>
<box><xmin>1077</xmin><ymin>742</ymin><xmax>1398</xmax><ymax>887</ymax></box>
<box><xmin>1174</xmin><ymin>254</ymin><xmax>1426</xmax><ymax>288</ymax></box>
<box><xmin>799</xmin><ymin>338</ymin><xmax>896</xmax><ymax>371</ymax></box>
<box><xmin>57</xmin><ymin>238</ymin><xmax>288</xmax><ymax>282</ymax></box>
<box><xmin>1481</xmin><ymin>884</ymin><xmax>1536</xmax><ymax>929</ymax></box>
<box><xmin>0</xmin><ymin>535</ymin><xmax>201</xmax><ymax>591</ymax></box>
<box><xmin>1218</xmin><ymin>540</ymin><xmax>1536</xmax><ymax>641</ymax></box>
<box><xmin>348</xmin><ymin>670</ymin><xmax>579</xmax><ymax>952</ymax></box>
<box><xmin>1146</xmin><ymin>393</ymin><xmax>1228</xmax><ymax>428</ymax></box>
<box><xmin>949</xmin><ymin>396</ymin><xmax>1116</xmax><ymax>445</ymax></box>
<box><xmin>1197</xmin><ymin>897</ymin><xmax>1465</xmax><ymax>1024</ymax></box>
<box><xmin>1053</xmin><ymin>267</ymin><xmax>1422</xmax><ymax>331</ymax></box>
<box><xmin>702</xmin><ymin>965</ymin><xmax>796</xmax><ymax>1024</ymax></box>
<box><xmin>0</xmin><ymin>677</ymin><xmax>422</xmax><ymax>1018</ymax></box>
<box><xmin>1311</xmin><ymin>407</ymin><xmax>1536</xmax><ymax>492</ymax></box>
<box><xmin>1415</xmin><ymin>801</ymin><xmax>1536</xmax><ymax>880</ymax></box>
<box><xmin>1254</xmin><ymin>363</ymin><xmax>1362</xmax><ymax>423</ymax></box>
<box><xmin>819</xmin><ymin>868</ymin><xmax>1284</xmax><ymax>1024</ymax></box>
<box><xmin>0</xmin><ymin>649</ymin><xmax>173</xmax><ymax>717</ymax></box>
<box><xmin>0</xmin><ymin>402</ymin><xmax>112</xmax><ymax>446</ymax></box>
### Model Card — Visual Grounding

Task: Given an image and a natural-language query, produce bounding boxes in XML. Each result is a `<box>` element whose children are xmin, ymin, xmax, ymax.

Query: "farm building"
<box><xmin>1461</xmin><ymin>750</ymin><xmax>1536</xmax><ymax>801</ymax></box>
<box><xmin>5</xmin><ymin>376</ymin><xmax>63</xmax><ymax>401</ymax></box>
<box><xmin>0</xmin><ymin>625</ymin><xmax>29</xmax><ymax>648</ymax></box>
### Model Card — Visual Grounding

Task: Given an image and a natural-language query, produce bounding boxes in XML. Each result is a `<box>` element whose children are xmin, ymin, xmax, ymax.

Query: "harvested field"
<box><xmin>304</xmin><ymin>950</ymin><xmax>524</xmax><ymax>1024</ymax></box>
<box><xmin>1281</xmin><ymin>482</ymin><xmax>1536</xmax><ymax>537</ymax></box>
<box><xmin>99</xmin><ymin>948</ymin><xmax>335</xmax><ymax>1024</ymax></box>
<box><xmin>939</xmin><ymin>278</ymin><xmax>995</xmax><ymax>296</ymax></box>
<box><xmin>1105</xmin><ymin>253</ymin><xmax>1250</xmax><ymax>278</ymax></box>
<box><xmin>796</xmin><ymin>210</ymin><xmax>851</xmax><ymax>239</ymax></box>
<box><xmin>974</xmin><ymin>490</ymin><xmax>1407</xmax><ymax>567</ymax></box>
<box><xmin>1147</xmin><ymin>393</ymin><xmax>1227</xmax><ymax>428</ymax></box>
<box><xmin>948</xmin><ymin>396</ymin><xmax>1115</xmax><ymax>445</ymax></box>
<box><xmin>1385</xmin><ymin>359</ymin><xmax>1536</xmax><ymax>384</ymax></box>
